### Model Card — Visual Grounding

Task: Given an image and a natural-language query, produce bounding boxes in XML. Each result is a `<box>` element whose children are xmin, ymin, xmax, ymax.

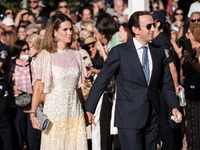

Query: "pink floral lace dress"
<box><xmin>33</xmin><ymin>49</ymin><xmax>87</xmax><ymax>150</ymax></box>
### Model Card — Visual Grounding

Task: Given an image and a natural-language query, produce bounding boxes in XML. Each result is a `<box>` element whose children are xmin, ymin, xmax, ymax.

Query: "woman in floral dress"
<box><xmin>30</xmin><ymin>14</ymin><xmax>88</xmax><ymax>150</ymax></box>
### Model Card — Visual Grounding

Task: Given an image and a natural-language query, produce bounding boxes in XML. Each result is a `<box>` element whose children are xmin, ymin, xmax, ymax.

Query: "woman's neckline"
<box><xmin>57</xmin><ymin>48</ymin><xmax>68</xmax><ymax>53</ymax></box>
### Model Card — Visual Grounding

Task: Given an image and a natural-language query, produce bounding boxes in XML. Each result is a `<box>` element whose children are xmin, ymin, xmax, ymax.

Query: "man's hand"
<box><xmin>86</xmin><ymin>112</ymin><xmax>96</xmax><ymax>126</ymax></box>
<box><xmin>172</xmin><ymin>108</ymin><xmax>182</xmax><ymax>123</ymax></box>
<box><xmin>175</xmin><ymin>84</ymin><xmax>184</xmax><ymax>96</ymax></box>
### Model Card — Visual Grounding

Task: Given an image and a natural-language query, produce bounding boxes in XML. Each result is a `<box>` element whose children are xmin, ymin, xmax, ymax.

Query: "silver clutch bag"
<box><xmin>37</xmin><ymin>109</ymin><xmax>50</xmax><ymax>132</ymax></box>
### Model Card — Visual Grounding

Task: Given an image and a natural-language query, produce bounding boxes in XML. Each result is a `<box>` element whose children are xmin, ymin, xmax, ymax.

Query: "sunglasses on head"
<box><xmin>30</xmin><ymin>1</ymin><xmax>37</xmax><ymax>3</ymax></box>
<box><xmin>22</xmin><ymin>48</ymin><xmax>29</xmax><ymax>52</ymax></box>
<box><xmin>59</xmin><ymin>5</ymin><xmax>68</xmax><ymax>9</ymax></box>
<box><xmin>140</xmin><ymin>23</ymin><xmax>156</xmax><ymax>30</ymax></box>
<box><xmin>175</xmin><ymin>13</ymin><xmax>183</xmax><ymax>16</ymax></box>
<box><xmin>191</xmin><ymin>18</ymin><xmax>200</xmax><ymax>23</ymax></box>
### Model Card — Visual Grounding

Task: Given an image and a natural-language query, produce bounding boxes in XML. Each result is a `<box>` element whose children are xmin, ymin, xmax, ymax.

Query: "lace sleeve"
<box><xmin>33</xmin><ymin>50</ymin><xmax>52</xmax><ymax>93</ymax></box>
<box><xmin>76</xmin><ymin>50</ymin><xmax>86</xmax><ymax>88</ymax></box>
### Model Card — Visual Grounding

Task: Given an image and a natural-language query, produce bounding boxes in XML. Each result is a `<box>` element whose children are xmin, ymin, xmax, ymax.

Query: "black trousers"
<box><xmin>0</xmin><ymin>96</ymin><xmax>13</xmax><ymax>150</ymax></box>
<box><xmin>118</xmin><ymin>106</ymin><xmax>159</xmax><ymax>150</ymax></box>
<box><xmin>100</xmin><ymin>93</ymin><xmax>121</xmax><ymax>150</ymax></box>
<box><xmin>10</xmin><ymin>107</ymin><xmax>41</xmax><ymax>150</ymax></box>
<box><xmin>100</xmin><ymin>93</ymin><xmax>112</xmax><ymax>150</ymax></box>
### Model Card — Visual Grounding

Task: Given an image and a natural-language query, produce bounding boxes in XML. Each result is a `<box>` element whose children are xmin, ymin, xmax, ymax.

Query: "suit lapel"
<box><xmin>127</xmin><ymin>40</ymin><xmax>147</xmax><ymax>86</ymax></box>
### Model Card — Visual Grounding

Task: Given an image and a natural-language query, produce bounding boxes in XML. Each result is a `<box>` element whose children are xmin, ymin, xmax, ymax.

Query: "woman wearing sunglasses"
<box><xmin>58</xmin><ymin>0</ymin><xmax>71</xmax><ymax>18</ymax></box>
<box><xmin>181</xmin><ymin>23</ymin><xmax>200</xmax><ymax>150</ymax></box>
<box><xmin>171</xmin><ymin>8</ymin><xmax>186</xmax><ymax>32</ymax></box>
<box><xmin>5</xmin><ymin>9</ymin><xmax>14</xmax><ymax>19</ymax></box>
<box><xmin>8</xmin><ymin>40</ymin><xmax>41</xmax><ymax>150</ymax></box>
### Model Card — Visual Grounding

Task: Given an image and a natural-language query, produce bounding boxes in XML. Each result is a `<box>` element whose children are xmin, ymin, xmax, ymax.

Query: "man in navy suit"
<box><xmin>85</xmin><ymin>11</ymin><xmax>182</xmax><ymax>150</ymax></box>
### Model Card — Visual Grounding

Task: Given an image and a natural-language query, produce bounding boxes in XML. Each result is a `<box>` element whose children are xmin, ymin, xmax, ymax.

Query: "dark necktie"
<box><xmin>142</xmin><ymin>46</ymin><xmax>149</xmax><ymax>84</ymax></box>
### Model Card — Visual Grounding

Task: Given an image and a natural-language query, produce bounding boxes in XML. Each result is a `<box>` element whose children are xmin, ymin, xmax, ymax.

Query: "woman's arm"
<box><xmin>169</xmin><ymin>62</ymin><xmax>184</xmax><ymax>95</ymax></box>
<box><xmin>179</xmin><ymin>57</ymin><xmax>185</xmax><ymax>85</ymax></box>
<box><xmin>171</xmin><ymin>40</ymin><xmax>182</xmax><ymax>59</ymax></box>
<box><xmin>30</xmin><ymin>79</ymin><xmax>44</xmax><ymax>129</ymax></box>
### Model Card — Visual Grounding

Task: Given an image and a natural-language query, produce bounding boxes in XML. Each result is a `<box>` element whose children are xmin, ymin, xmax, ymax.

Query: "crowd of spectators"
<box><xmin>0</xmin><ymin>0</ymin><xmax>200</xmax><ymax>150</ymax></box>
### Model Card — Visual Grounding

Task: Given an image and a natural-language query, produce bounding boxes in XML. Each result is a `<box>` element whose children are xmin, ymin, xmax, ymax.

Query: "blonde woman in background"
<box><xmin>80</xmin><ymin>19</ymin><xmax>96</xmax><ymax>47</ymax></box>
<box><xmin>80</xmin><ymin>19</ymin><xmax>96</xmax><ymax>39</ymax></box>
<box><xmin>1</xmin><ymin>31</ymin><xmax>17</xmax><ymax>47</ymax></box>
<box><xmin>1</xmin><ymin>31</ymin><xmax>17</xmax><ymax>58</ymax></box>
<box><xmin>26</xmin><ymin>33</ymin><xmax>41</xmax><ymax>60</ymax></box>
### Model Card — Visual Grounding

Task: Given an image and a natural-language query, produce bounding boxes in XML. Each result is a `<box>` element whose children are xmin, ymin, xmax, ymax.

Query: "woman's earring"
<box><xmin>53</xmin><ymin>36</ymin><xmax>58</xmax><ymax>42</ymax></box>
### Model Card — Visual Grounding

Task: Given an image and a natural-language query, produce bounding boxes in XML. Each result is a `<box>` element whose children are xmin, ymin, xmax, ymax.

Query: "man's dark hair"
<box><xmin>128</xmin><ymin>11</ymin><xmax>150</xmax><ymax>37</ymax></box>
<box><xmin>96</xmin><ymin>13</ymin><xmax>119</xmax><ymax>41</ymax></box>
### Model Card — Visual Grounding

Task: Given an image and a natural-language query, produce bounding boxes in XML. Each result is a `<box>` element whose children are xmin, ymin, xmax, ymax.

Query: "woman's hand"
<box><xmin>86</xmin><ymin>69</ymin><xmax>94</xmax><ymax>78</ymax></box>
<box><xmin>30</xmin><ymin>114</ymin><xmax>41</xmax><ymax>130</ymax></box>
<box><xmin>86</xmin><ymin>68</ymin><xmax>99</xmax><ymax>78</ymax></box>
<box><xmin>96</xmin><ymin>41</ymin><xmax>107</xmax><ymax>54</ymax></box>
<box><xmin>96</xmin><ymin>40</ymin><xmax>108</xmax><ymax>61</ymax></box>
<box><xmin>13</xmin><ymin>86</ymin><xmax>22</xmax><ymax>95</ymax></box>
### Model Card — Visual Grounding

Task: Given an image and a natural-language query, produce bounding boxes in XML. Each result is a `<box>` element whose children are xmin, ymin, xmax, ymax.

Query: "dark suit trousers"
<box><xmin>118</xmin><ymin>105</ymin><xmax>159</xmax><ymax>150</ymax></box>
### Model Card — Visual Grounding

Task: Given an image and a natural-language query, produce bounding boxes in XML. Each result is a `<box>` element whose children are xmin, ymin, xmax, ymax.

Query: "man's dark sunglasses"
<box><xmin>191</xmin><ymin>18</ymin><xmax>200</xmax><ymax>23</ymax></box>
<box><xmin>140</xmin><ymin>23</ymin><xmax>156</xmax><ymax>30</ymax></box>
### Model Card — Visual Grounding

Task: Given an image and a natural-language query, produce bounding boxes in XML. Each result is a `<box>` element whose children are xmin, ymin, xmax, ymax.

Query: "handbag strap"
<box><xmin>28</xmin><ymin>58</ymin><xmax>33</xmax><ymax>85</ymax></box>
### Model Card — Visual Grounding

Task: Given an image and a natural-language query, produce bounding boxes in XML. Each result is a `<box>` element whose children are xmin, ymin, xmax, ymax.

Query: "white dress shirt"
<box><xmin>133</xmin><ymin>38</ymin><xmax>153</xmax><ymax>82</ymax></box>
